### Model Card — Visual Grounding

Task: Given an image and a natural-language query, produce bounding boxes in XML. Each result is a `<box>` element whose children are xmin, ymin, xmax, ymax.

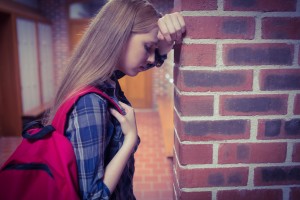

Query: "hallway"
<box><xmin>134</xmin><ymin>111</ymin><xmax>173</xmax><ymax>200</ymax></box>
<box><xmin>0</xmin><ymin>111</ymin><xmax>173</xmax><ymax>200</ymax></box>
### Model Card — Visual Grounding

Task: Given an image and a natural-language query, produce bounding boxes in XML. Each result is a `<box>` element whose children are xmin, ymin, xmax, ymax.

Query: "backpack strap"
<box><xmin>22</xmin><ymin>121</ymin><xmax>55</xmax><ymax>139</ymax></box>
<box><xmin>52</xmin><ymin>86</ymin><xmax>125</xmax><ymax>134</ymax></box>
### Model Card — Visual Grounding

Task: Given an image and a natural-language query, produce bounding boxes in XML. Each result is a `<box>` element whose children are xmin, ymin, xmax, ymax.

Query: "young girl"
<box><xmin>46</xmin><ymin>0</ymin><xmax>185</xmax><ymax>199</ymax></box>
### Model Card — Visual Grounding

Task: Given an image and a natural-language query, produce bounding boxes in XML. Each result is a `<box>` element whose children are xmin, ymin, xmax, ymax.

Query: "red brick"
<box><xmin>262</xmin><ymin>17</ymin><xmax>300</xmax><ymax>39</ymax></box>
<box><xmin>134</xmin><ymin>182</ymin><xmax>152</xmax><ymax>191</ymax></box>
<box><xmin>254</xmin><ymin>166</ymin><xmax>300</xmax><ymax>186</ymax></box>
<box><xmin>220</xmin><ymin>94</ymin><xmax>288</xmax><ymax>116</ymax></box>
<box><xmin>143</xmin><ymin>191</ymin><xmax>160</xmax><ymax>199</ymax></box>
<box><xmin>224</xmin><ymin>0</ymin><xmax>297</xmax><ymax>11</ymax></box>
<box><xmin>174</xmin><ymin>113</ymin><xmax>250</xmax><ymax>142</ymax></box>
<box><xmin>180</xmin><ymin>44</ymin><xmax>216</xmax><ymax>66</ymax></box>
<box><xmin>180</xmin><ymin>0</ymin><xmax>217</xmax><ymax>11</ymax></box>
<box><xmin>293</xmin><ymin>143</ymin><xmax>300</xmax><ymax>162</ymax></box>
<box><xmin>144</xmin><ymin>175</ymin><xmax>159</xmax><ymax>182</ymax></box>
<box><xmin>175</xmin><ymin>69</ymin><xmax>253</xmax><ymax>92</ymax></box>
<box><xmin>174</xmin><ymin>91</ymin><xmax>213</xmax><ymax>116</ymax></box>
<box><xmin>290</xmin><ymin>187</ymin><xmax>300</xmax><ymax>200</ymax></box>
<box><xmin>176</xmin><ymin>163</ymin><xmax>248</xmax><ymax>188</ymax></box>
<box><xmin>173</xmin><ymin>173</ymin><xmax>211</xmax><ymax>200</ymax></box>
<box><xmin>148</xmin><ymin>0</ymin><xmax>174</xmax><ymax>13</ymax></box>
<box><xmin>160</xmin><ymin>191</ymin><xmax>172</xmax><ymax>199</ymax></box>
<box><xmin>217</xmin><ymin>189</ymin><xmax>282</xmax><ymax>200</ymax></box>
<box><xmin>260</xmin><ymin>69</ymin><xmax>300</xmax><ymax>91</ymax></box>
<box><xmin>185</xmin><ymin>16</ymin><xmax>255</xmax><ymax>39</ymax></box>
<box><xmin>180</xmin><ymin>191</ymin><xmax>212</xmax><ymax>200</ymax></box>
<box><xmin>134</xmin><ymin>175</ymin><xmax>143</xmax><ymax>182</ymax></box>
<box><xmin>174</xmin><ymin>135</ymin><xmax>212</xmax><ymax>165</ymax></box>
<box><xmin>257</xmin><ymin>119</ymin><xmax>300</xmax><ymax>140</ymax></box>
<box><xmin>153</xmin><ymin>181</ymin><xmax>172</xmax><ymax>190</ymax></box>
<box><xmin>218</xmin><ymin>143</ymin><xmax>287</xmax><ymax>164</ymax></box>
<box><xmin>295</xmin><ymin>94</ymin><xmax>300</xmax><ymax>115</ymax></box>
<box><xmin>223</xmin><ymin>43</ymin><xmax>294</xmax><ymax>66</ymax></box>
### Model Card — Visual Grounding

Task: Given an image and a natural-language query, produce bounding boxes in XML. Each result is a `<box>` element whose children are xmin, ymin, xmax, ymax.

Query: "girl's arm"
<box><xmin>103</xmin><ymin>102</ymin><xmax>138</xmax><ymax>192</ymax></box>
<box><xmin>66</xmin><ymin>94</ymin><xmax>111</xmax><ymax>199</ymax></box>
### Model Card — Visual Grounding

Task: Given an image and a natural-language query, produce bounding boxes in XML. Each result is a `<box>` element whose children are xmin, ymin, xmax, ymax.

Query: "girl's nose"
<box><xmin>147</xmin><ymin>51</ymin><xmax>155</xmax><ymax>64</ymax></box>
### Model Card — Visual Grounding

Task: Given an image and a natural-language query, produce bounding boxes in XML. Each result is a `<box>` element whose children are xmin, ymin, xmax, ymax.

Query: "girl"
<box><xmin>46</xmin><ymin>0</ymin><xmax>185</xmax><ymax>199</ymax></box>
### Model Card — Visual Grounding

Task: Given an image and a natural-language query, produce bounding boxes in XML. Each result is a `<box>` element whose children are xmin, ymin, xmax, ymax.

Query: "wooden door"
<box><xmin>69</xmin><ymin>19</ymin><xmax>153</xmax><ymax>108</ymax></box>
<box><xmin>118</xmin><ymin>69</ymin><xmax>153</xmax><ymax>108</ymax></box>
<box><xmin>0</xmin><ymin>13</ymin><xmax>23</xmax><ymax>136</ymax></box>
<box><xmin>69</xmin><ymin>19</ymin><xmax>89</xmax><ymax>52</ymax></box>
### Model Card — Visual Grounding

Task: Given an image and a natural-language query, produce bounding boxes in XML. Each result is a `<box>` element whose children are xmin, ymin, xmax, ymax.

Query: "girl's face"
<box><xmin>117</xmin><ymin>28</ymin><xmax>159</xmax><ymax>76</ymax></box>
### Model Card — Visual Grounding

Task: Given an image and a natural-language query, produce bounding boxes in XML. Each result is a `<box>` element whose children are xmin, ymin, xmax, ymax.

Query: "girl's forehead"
<box><xmin>131</xmin><ymin>28</ymin><xmax>158</xmax><ymax>43</ymax></box>
<box><xmin>144</xmin><ymin>28</ymin><xmax>159</xmax><ymax>42</ymax></box>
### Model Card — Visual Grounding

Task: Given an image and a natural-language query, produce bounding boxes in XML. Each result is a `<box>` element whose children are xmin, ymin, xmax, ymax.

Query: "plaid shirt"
<box><xmin>65</xmin><ymin>72</ymin><xmax>138</xmax><ymax>200</ymax></box>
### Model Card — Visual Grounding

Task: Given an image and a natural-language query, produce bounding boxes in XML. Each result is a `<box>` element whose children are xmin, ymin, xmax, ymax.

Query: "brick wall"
<box><xmin>39</xmin><ymin>0</ymin><xmax>69</xmax><ymax>88</ymax></box>
<box><xmin>173</xmin><ymin>0</ymin><xmax>300</xmax><ymax>199</ymax></box>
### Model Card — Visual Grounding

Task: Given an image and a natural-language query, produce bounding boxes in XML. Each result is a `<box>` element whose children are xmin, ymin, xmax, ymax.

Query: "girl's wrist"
<box><xmin>158</xmin><ymin>44</ymin><xmax>173</xmax><ymax>56</ymax></box>
<box><xmin>124</xmin><ymin>134</ymin><xmax>138</xmax><ymax>148</ymax></box>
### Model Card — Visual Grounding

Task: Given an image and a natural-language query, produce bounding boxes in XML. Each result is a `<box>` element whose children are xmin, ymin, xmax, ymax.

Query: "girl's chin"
<box><xmin>125</xmin><ymin>70</ymin><xmax>139</xmax><ymax>77</ymax></box>
<box><xmin>120</xmin><ymin>67</ymin><xmax>144</xmax><ymax>77</ymax></box>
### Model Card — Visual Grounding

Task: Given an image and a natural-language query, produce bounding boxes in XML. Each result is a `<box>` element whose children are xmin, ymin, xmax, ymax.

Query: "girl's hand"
<box><xmin>110</xmin><ymin>102</ymin><xmax>138</xmax><ymax>143</ymax></box>
<box><xmin>157</xmin><ymin>12</ymin><xmax>186</xmax><ymax>55</ymax></box>
<box><xmin>104</xmin><ymin>102</ymin><xmax>138</xmax><ymax>191</ymax></box>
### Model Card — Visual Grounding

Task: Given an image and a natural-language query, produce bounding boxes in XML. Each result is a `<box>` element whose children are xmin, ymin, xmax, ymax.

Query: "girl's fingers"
<box><xmin>118</xmin><ymin>101</ymin><xmax>135</xmax><ymax>117</ymax></box>
<box><xmin>164</xmin><ymin>14</ymin><xmax>177</xmax><ymax>41</ymax></box>
<box><xmin>111</xmin><ymin>102</ymin><xmax>137</xmax><ymax>136</ymax></box>
<box><xmin>158</xmin><ymin>13</ymin><xmax>186</xmax><ymax>43</ymax></box>
<box><xmin>170</xmin><ymin>13</ymin><xmax>184</xmax><ymax>42</ymax></box>
<box><xmin>175</xmin><ymin>12</ymin><xmax>186</xmax><ymax>33</ymax></box>
<box><xmin>118</xmin><ymin>101</ymin><xmax>131</xmax><ymax>111</ymax></box>
<box><xmin>158</xmin><ymin>18</ymin><xmax>172</xmax><ymax>42</ymax></box>
<box><xmin>110</xmin><ymin>108</ymin><xmax>123</xmax><ymax>121</ymax></box>
<box><xmin>118</xmin><ymin>101</ymin><xmax>128</xmax><ymax>107</ymax></box>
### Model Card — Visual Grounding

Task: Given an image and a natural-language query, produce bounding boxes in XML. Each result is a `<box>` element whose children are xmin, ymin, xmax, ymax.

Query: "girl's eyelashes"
<box><xmin>144</xmin><ymin>43</ymin><xmax>157</xmax><ymax>53</ymax></box>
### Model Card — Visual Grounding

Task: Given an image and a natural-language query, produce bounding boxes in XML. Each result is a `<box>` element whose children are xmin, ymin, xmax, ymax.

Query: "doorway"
<box><xmin>0</xmin><ymin>12</ymin><xmax>22</xmax><ymax>136</ymax></box>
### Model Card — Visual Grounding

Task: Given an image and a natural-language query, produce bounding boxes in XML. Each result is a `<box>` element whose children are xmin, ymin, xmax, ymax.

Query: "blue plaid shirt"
<box><xmin>65</xmin><ymin>72</ymin><xmax>138</xmax><ymax>200</ymax></box>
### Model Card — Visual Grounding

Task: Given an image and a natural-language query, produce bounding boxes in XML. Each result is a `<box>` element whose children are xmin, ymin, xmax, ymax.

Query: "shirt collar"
<box><xmin>96</xmin><ymin>71</ymin><xmax>126</xmax><ymax>115</ymax></box>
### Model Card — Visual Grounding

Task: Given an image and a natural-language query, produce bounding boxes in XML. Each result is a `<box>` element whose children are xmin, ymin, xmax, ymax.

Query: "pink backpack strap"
<box><xmin>52</xmin><ymin>86</ymin><xmax>125</xmax><ymax>134</ymax></box>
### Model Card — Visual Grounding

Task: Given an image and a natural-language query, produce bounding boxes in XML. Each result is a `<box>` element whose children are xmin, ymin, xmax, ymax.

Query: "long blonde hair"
<box><xmin>45</xmin><ymin>0</ymin><xmax>161</xmax><ymax>124</ymax></box>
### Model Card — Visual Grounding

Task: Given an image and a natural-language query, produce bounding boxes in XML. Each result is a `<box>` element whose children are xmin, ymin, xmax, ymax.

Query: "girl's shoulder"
<box><xmin>75</xmin><ymin>92</ymin><xmax>108</xmax><ymax>110</ymax></box>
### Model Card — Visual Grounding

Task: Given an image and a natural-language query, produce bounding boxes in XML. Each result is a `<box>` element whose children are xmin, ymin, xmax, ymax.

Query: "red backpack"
<box><xmin>0</xmin><ymin>87</ymin><xmax>124</xmax><ymax>200</ymax></box>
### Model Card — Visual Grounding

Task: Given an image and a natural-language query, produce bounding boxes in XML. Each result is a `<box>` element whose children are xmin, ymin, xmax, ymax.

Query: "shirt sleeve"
<box><xmin>65</xmin><ymin>93</ymin><xmax>111</xmax><ymax>200</ymax></box>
